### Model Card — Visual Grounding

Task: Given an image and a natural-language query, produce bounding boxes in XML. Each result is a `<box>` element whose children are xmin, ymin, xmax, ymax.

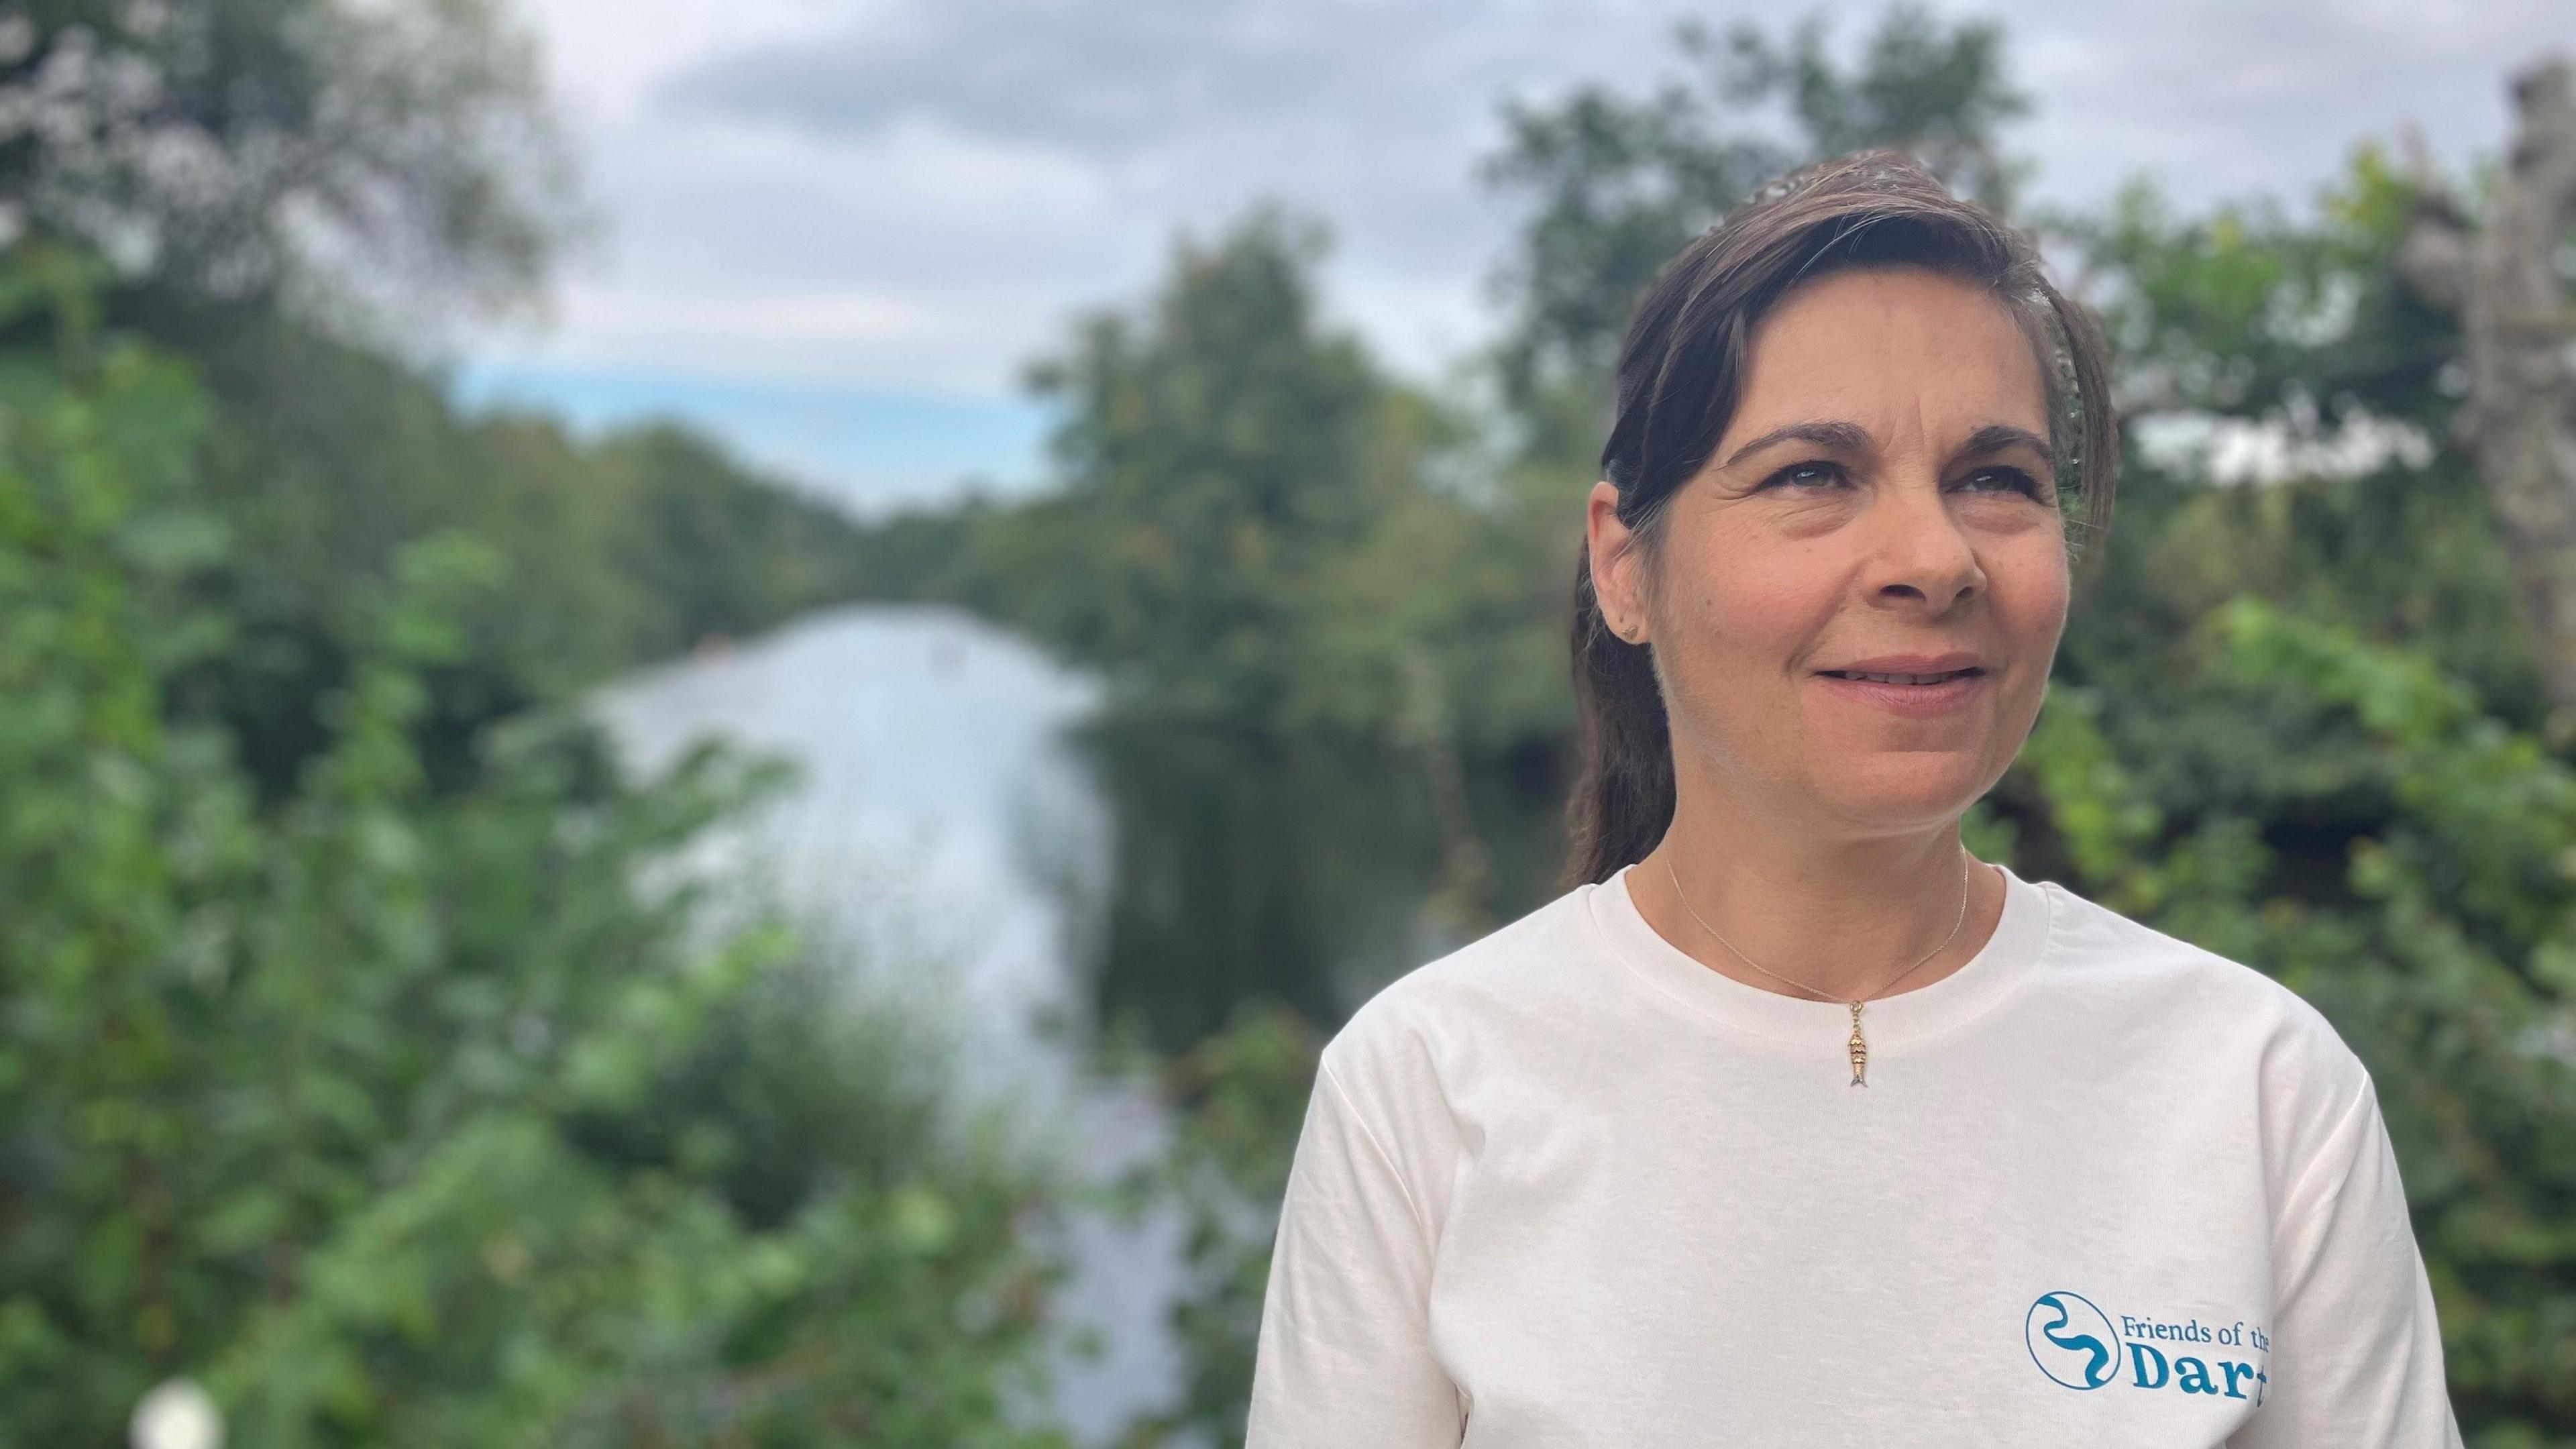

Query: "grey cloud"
<box><xmin>648</xmin><ymin>0</ymin><xmax>1761</xmax><ymax>329</ymax></box>
<box><xmin>660</xmin><ymin>0</ymin><xmax>1511</xmax><ymax>159</ymax></box>
<box><xmin>610</xmin><ymin>0</ymin><xmax>2569</xmax><ymax>389</ymax></box>
<box><xmin>1991</xmin><ymin>0</ymin><xmax>2562</xmax><ymax>206</ymax></box>
<box><xmin>661</xmin><ymin>0</ymin><xmax>2569</xmax><ymax>207</ymax></box>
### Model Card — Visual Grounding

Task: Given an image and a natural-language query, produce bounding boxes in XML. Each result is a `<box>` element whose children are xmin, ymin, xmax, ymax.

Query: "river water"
<box><xmin>588</xmin><ymin>602</ymin><xmax>1195</xmax><ymax>1444</ymax></box>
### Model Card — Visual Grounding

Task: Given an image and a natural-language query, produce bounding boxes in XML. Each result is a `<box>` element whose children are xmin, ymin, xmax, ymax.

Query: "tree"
<box><xmin>0</xmin><ymin>3</ymin><xmax>870</xmax><ymax>807</ymax></box>
<box><xmin>138</xmin><ymin>315</ymin><xmax>879</xmax><ymax>804</ymax></box>
<box><xmin>0</xmin><ymin>0</ymin><xmax>572</xmax><ymax>324</ymax></box>
<box><xmin>986</xmin><ymin>207</ymin><xmax>1426</xmax><ymax>727</ymax></box>
<box><xmin>2401</xmin><ymin>58</ymin><xmax>2576</xmax><ymax>722</ymax></box>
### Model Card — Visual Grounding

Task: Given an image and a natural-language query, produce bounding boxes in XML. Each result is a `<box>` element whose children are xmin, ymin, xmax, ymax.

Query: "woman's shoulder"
<box><xmin>1314</xmin><ymin>880</ymin><xmax>1601</xmax><ymax>1095</ymax></box>
<box><xmin>2027</xmin><ymin>875</ymin><xmax>2375</xmax><ymax>1113</ymax></box>
<box><xmin>1297</xmin><ymin>885</ymin><xmax>1603</xmax><ymax>1228</ymax></box>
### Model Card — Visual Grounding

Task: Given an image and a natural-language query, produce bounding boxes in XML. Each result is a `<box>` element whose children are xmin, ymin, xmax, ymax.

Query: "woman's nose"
<box><xmin>1862</xmin><ymin>477</ymin><xmax>1984</xmax><ymax>613</ymax></box>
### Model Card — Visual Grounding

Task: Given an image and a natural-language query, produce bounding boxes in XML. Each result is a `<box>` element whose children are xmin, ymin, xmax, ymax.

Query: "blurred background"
<box><xmin>3</xmin><ymin>1</ymin><xmax>2573</xmax><ymax>1445</ymax></box>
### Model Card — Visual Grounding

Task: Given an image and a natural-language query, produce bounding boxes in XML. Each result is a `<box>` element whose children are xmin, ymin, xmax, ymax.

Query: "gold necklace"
<box><xmin>1661</xmin><ymin>846</ymin><xmax>1973</xmax><ymax>1087</ymax></box>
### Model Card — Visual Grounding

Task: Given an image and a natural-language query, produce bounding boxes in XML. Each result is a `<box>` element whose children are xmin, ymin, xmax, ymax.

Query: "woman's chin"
<box><xmin>1804</xmin><ymin>757</ymin><xmax>1994</xmax><ymax>830</ymax></box>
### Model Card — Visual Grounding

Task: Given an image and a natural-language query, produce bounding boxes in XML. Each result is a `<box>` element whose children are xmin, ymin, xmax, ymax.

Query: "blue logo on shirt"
<box><xmin>2024</xmin><ymin>1291</ymin><xmax>2269</xmax><ymax>1403</ymax></box>
<box><xmin>2025</xmin><ymin>1291</ymin><xmax>2120</xmax><ymax>1389</ymax></box>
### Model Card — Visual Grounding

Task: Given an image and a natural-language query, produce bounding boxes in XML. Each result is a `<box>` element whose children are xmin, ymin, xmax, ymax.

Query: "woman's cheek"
<box><xmin>1990</xmin><ymin>543</ymin><xmax>2072</xmax><ymax>721</ymax></box>
<box><xmin>1997</xmin><ymin>539</ymin><xmax>2072</xmax><ymax>647</ymax></box>
<box><xmin>1673</xmin><ymin>551</ymin><xmax>1811</xmax><ymax>669</ymax></box>
<box><xmin>1723</xmin><ymin>545</ymin><xmax>1848</xmax><ymax>672</ymax></box>
<box><xmin>1674</xmin><ymin>563</ymin><xmax>1835</xmax><ymax>750</ymax></box>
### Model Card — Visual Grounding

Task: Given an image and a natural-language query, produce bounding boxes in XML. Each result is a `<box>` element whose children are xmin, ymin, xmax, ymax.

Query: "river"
<box><xmin>588</xmin><ymin>602</ymin><xmax>1194</xmax><ymax>1444</ymax></box>
<box><xmin>584</xmin><ymin>598</ymin><xmax>1568</xmax><ymax>1442</ymax></box>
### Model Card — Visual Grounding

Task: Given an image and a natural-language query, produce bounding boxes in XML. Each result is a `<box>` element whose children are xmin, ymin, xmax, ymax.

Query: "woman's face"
<box><xmin>1588</xmin><ymin>265</ymin><xmax>2071</xmax><ymax>838</ymax></box>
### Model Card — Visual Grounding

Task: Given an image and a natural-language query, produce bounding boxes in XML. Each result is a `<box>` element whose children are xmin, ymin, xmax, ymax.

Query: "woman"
<box><xmin>1242</xmin><ymin>152</ymin><xmax>2461</xmax><ymax>1446</ymax></box>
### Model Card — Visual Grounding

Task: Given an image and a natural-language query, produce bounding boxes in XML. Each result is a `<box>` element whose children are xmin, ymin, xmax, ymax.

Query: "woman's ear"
<box><xmin>1587</xmin><ymin>480</ymin><xmax>1648</xmax><ymax>644</ymax></box>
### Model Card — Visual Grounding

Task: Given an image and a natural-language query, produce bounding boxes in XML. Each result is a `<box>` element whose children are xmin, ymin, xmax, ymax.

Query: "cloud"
<box><xmin>661</xmin><ymin>0</ymin><xmax>1508</xmax><ymax>162</ymax></box>
<box><xmin>484</xmin><ymin>0</ymin><xmax>2573</xmax><ymax>470</ymax></box>
<box><xmin>657</xmin><ymin>0</ymin><xmax>2566</xmax><ymax>215</ymax></box>
<box><xmin>651</xmin><ymin>0</ymin><xmax>1579</xmax><ymax>292</ymax></box>
<box><xmin>1993</xmin><ymin>0</ymin><xmax>2559</xmax><ymax>209</ymax></box>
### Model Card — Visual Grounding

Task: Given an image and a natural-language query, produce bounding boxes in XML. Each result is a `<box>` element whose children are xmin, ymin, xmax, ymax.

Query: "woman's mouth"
<box><xmin>1817</xmin><ymin>668</ymin><xmax>1982</xmax><ymax>685</ymax></box>
<box><xmin>1812</xmin><ymin>666</ymin><xmax>1988</xmax><ymax>715</ymax></box>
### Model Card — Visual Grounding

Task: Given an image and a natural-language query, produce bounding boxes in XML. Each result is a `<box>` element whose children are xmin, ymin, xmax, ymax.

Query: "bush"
<box><xmin>0</xmin><ymin>253</ymin><xmax>1073</xmax><ymax>1448</ymax></box>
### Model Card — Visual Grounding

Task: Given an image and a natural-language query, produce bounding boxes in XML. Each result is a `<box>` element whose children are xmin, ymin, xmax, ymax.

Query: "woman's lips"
<box><xmin>1811</xmin><ymin>667</ymin><xmax>1988</xmax><ymax>716</ymax></box>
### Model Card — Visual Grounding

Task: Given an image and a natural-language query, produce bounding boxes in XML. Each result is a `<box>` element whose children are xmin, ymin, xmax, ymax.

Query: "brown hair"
<box><xmin>1562</xmin><ymin>149</ymin><xmax>2118</xmax><ymax>887</ymax></box>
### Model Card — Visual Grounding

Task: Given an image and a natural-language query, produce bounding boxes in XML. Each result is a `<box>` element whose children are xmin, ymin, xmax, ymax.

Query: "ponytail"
<box><xmin>1563</xmin><ymin>531</ymin><xmax>1674</xmax><ymax>887</ymax></box>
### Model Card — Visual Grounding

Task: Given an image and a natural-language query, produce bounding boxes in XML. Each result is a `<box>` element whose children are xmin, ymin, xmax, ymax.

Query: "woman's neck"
<box><xmin>1627</xmin><ymin>789</ymin><xmax>2005</xmax><ymax>1004</ymax></box>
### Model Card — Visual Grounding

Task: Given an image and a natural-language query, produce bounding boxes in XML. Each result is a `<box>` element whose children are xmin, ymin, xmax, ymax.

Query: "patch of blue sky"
<box><xmin>451</xmin><ymin>361</ymin><xmax>1061</xmax><ymax>521</ymax></box>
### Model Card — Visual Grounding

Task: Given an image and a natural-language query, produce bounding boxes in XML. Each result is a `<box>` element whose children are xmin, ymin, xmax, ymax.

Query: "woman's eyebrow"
<box><xmin>1957</xmin><ymin>423</ymin><xmax>2055</xmax><ymax>471</ymax></box>
<box><xmin>1719</xmin><ymin>419</ymin><xmax>1872</xmax><ymax>470</ymax></box>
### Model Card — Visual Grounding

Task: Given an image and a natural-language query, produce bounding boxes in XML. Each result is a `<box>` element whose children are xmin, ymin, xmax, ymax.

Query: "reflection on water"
<box><xmin>1083</xmin><ymin>718</ymin><xmax>1458</xmax><ymax>1054</ymax></box>
<box><xmin>1078</xmin><ymin>709</ymin><xmax>1574</xmax><ymax>1059</ymax></box>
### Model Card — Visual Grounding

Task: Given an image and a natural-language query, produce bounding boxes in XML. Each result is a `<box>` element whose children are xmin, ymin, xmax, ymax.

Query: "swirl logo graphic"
<box><xmin>2025</xmin><ymin>1291</ymin><xmax>2121</xmax><ymax>1390</ymax></box>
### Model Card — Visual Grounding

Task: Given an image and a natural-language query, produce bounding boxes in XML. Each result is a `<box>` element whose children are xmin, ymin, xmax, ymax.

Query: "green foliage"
<box><xmin>876</xmin><ymin>205</ymin><xmax>1582</xmax><ymax>751</ymax></box>
<box><xmin>8</xmin><ymin>3</ymin><xmax>871</xmax><ymax>804</ymax></box>
<box><xmin>865</xmin><ymin>213</ymin><xmax>1579</xmax><ymax>1042</ymax></box>
<box><xmin>2068</xmin><ymin>144</ymin><xmax>2462</xmax><ymax>433</ymax></box>
<box><xmin>0</xmin><ymin>278</ymin><xmax>1069</xmax><ymax>1447</ymax></box>
<box><xmin>1104</xmin><ymin>1004</ymin><xmax>1322</xmax><ymax>1449</ymax></box>
<box><xmin>952</xmin><ymin>208</ymin><xmax>1443</xmax><ymax>729</ymax></box>
<box><xmin>166</xmin><ymin>318</ymin><xmax>877</xmax><ymax>802</ymax></box>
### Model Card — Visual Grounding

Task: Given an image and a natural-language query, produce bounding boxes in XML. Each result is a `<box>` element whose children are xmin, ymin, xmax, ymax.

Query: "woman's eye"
<box><xmin>1959</xmin><ymin>467</ymin><xmax>2043</xmax><ymax>499</ymax></box>
<box><xmin>1763</xmin><ymin>462</ymin><xmax>1844</xmax><ymax>490</ymax></box>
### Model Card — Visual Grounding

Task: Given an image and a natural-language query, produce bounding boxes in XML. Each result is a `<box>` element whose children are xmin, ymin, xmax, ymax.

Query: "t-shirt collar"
<box><xmin>1585</xmin><ymin>857</ymin><xmax>2053</xmax><ymax>1052</ymax></box>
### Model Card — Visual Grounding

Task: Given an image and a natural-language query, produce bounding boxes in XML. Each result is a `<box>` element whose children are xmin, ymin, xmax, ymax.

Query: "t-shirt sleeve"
<box><xmin>2229</xmin><ymin>1071</ymin><xmax>2462</xmax><ymax>1448</ymax></box>
<box><xmin>1244</xmin><ymin>1051</ymin><xmax>1464</xmax><ymax>1448</ymax></box>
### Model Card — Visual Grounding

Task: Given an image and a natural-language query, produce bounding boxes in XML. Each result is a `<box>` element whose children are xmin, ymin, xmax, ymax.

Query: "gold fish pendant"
<box><xmin>1848</xmin><ymin>1001</ymin><xmax>1869</xmax><ymax>1087</ymax></box>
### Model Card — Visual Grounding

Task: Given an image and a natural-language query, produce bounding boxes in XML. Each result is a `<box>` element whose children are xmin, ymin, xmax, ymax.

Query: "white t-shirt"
<box><xmin>1245</xmin><ymin>861</ymin><xmax>2462</xmax><ymax>1447</ymax></box>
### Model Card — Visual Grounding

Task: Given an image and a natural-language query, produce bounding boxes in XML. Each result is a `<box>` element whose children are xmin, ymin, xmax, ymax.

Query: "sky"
<box><xmin>455</xmin><ymin>0</ymin><xmax>2573</xmax><ymax>517</ymax></box>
